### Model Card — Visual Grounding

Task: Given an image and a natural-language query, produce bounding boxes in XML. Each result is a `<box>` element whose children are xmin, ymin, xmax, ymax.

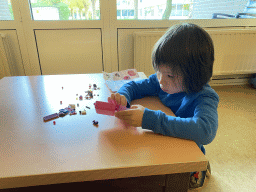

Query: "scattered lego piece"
<box><xmin>81</xmin><ymin>110</ymin><xmax>86</xmax><ymax>115</ymax></box>
<box><xmin>70</xmin><ymin>110</ymin><xmax>77</xmax><ymax>115</ymax></box>
<box><xmin>59</xmin><ymin>108</ymin><xmax>69</xmax><ymax>117</ymax></box>
<box><xmin>60</xmin><ymin>108</ymin><xmax>70</xmax><ymax>113</ymax></box>
<box><xmin>93</xmin><ymin>120</ymin><xmax>98</xmax><ymax>126</ymax></box>
<box><xmin>60</xmin><ymin>101</ymin><xmax>62</xmax><ymax>105</ymax></box>
<box><xmin>97</xmin><ymin>94</ymin><xmax>99</xmax><ymax>96</ymax></box>
<box><xmin>85</xmin><ymin>90</ymin><xmax>94</xmax><ymax>99</ymax></box>
<box><xmin>79</xmin><ymin>111</ymin><xmax>81</xmax><ymax>115</ymax></box>
<box><xmin>62</xmin><ymin>87</ymin><xmax>63</xmax><ymax>90</ymax></box>
<box><xmin>43</xmin><ymin>113</ymin><xmax>59</xmax><ymax>122</ymax></box>
<box><xmin>76</xmin><ymin>98</ymin><xmax>78</xmax><ymax>100</ymax></box>
<box><xmin>77</xmin><ymin>103</ymin><xmax>79</xmax><ymax>107</ymax></box>
<box><xmin>69</xmin><ymin>104</ymin><xmax>75</xmax><ymax>109</ymax></box>
<box><xmin>86</xmin><ymin>106</ymin><xmax>90</xmax><ymax>109</ymax></box>
<box><xmin>59</xmin><ymin>112</ymin><xmax>65</xmax><ymax>117</ymax></box>
<box><xmin>65</xmin><ymin>107</ymin><xmax>73</xmax><ymax>112</ymax></box>
<box><xmin>76</xmin><ymin>94</ymin><xmax>78</xmax><ymax>96</ymax></box>
<box><xmin>53</xmin><ymin>121</ymin><xmax>56</xmax><ymax>125</ymax></box>
<box><xmin>79</xmin><ymin>95</ymin><xmax>83</xmax><ymax>100</ymax></box>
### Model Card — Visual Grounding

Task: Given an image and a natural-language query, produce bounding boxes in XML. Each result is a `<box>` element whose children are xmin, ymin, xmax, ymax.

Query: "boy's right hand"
<box><xmin>108</xmin><ymin>93</ymin><xmax>127</xmax><ymax>107</ymax></box>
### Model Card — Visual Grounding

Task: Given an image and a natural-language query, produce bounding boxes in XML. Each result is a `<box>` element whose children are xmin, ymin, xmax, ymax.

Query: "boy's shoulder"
<box><xmin>191</xmin><ymin>83</ymin><xmax>219</xmax><ymax>102</ymax></box>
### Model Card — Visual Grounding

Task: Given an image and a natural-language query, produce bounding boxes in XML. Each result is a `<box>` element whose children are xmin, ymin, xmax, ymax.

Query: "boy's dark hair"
<box><xmin>152</xmin><ymin>23</ymin><xmax>214</xmax><ymax>94</ymax></box>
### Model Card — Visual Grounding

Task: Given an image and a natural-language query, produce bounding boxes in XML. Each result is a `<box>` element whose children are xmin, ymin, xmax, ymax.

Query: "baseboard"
<box><xmin>209</xmin><ymin>78</ymin><xmax>250</xmax><ymax>86</ymax></box>
<box><xmin>209</xmin><ymin>74</ymin><xmax>253</xmax><ymax>86</ymax></box>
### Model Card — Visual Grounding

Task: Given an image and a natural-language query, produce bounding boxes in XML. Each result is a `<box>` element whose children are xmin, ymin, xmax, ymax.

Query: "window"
<box><xmin>128</xmin><ymin>9</ymin><xmax>134</xmax><ymax>16</ymax></box>
<box><xmin>0</xmin><ymin>0</ymin><xmax>14</xmax><ymax>20</ymax></box>
<box><xmin>122</xmin><ymin>9</ymin><xmax>128</xmax><ymax>17</ymax></box>
<box><xmin>117</xmin><ymin>10</ymin><xmax>121</xmax><ymax>16</ymax></box>
<box><xmin>117</xmin><ymin>0</ymin><xmax>256</xmax><ymax>20</ymax></box>
<box><xmin>29</xmin><ymin>0</ymin><xmax>100</xmax><ymax>20</ymax></box>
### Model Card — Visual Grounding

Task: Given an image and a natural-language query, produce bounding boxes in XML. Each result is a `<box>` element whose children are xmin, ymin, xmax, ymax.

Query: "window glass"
<box><xmin>117</xmin><ymin>0</ymin><xmax>256</xmax><ymax>20</ymax></box>
<box><xmin>0</xmin><ymin>0</ymin><xmax>14</xmax><ymax>20</ymax></box>
<box><xmin>30</xmin><ymin>0</ymin><xmax>100</xmax><ymax>20</ymax></box>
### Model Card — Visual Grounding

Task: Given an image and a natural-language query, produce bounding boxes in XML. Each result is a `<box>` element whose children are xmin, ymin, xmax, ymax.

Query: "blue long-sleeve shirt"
<box><xmin>117</xmin><ymin>73</ymin><xmax>219</xmax><ymax>155</ymax></box>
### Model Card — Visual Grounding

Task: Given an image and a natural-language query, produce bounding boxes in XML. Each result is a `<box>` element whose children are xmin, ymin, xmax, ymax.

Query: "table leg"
<box><xmin>164</xmin><ymin>172</ymin><xmax>190</xmax><ymax>192</ymax></box>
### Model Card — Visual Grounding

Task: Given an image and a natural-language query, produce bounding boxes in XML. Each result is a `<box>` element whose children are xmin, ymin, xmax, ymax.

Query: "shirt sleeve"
<box><xmin>142</xmin><ymin>95</ymin><xmax>219</xmax><ymax>145</ymax></box>
<box><xmin>117</xmin><ymin>74</ymin><xmax>161</xmax><ymax>107</ymax></box>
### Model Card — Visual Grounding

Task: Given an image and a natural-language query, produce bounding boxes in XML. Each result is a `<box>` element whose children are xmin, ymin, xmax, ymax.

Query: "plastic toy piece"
<box><xmin>59</xmin><ymin>112</ymin><xmax>65</xmax><ymax>117</ymax></box>
<box><xmin>193</xmin><ymin>172</ymin><xmax>200</xmax><ymax>182</ymax></box>
<box><xmin>60</xmin><ymin>108</ymin><xmax>69</xmax><ymax>113</ymax></box>
<box><xmin>88</xmin><ymin>91</ymin><xmax>93</xmax><ymax>98</ymax></box>
<box><xmin>53</xmin><ymin>121</ymin><xmax>56</xmax><ymax>125</ymax></box>
<box><xmin>59</xmin><ymin>108</ymin><xmax>69</xmax><ymax>117</ymax></box>
<box><xmin>79</xmin><ymin>95</ymin><xmax>83</xmax><ymax>101</ymax></box>
<box><xmin>81</xmin><ymin>110</ymin><xmax>86</xmax><ymax>115</ymax></box>
<box><xmin>93</xmin><ymin>120</ymin><xmax>98</xmax><ymax>126</ymax></box>
<box><xmin>43</xmin><ymin>113</ymin><xmax>59</xmax><ymax>122</ymax></box>
<box><xmin>85</xmin><ymin>90</ymin><xmax>93</xmax><ymax>99</ymax></box>
<box><xmin>86</xmin><ymin>106</ymin><xmax>90</xmax><ymax>109</ymax></box>
<box><xmin>94</xmin><ymin>99</ymin><xmax>127</xmax><ymax>116</ymax></box>
<box><xmin>69</xmin><ymin>104</ymin><xmax>76</xmax><ymax>109</ymax></box>
<box><xmin>60</xmin><ymin>101</ymin><xmax>62</xmax><ymax>105</ymax></box>
<box><xmin>70</xmin><ymin>110</ymin><xmax>77</xmax><ymax>115</ymax></box>
<box><xmin>94</xmin><ymin>101</ymin><xmax>116</xmax><ymax>116</ymax></box>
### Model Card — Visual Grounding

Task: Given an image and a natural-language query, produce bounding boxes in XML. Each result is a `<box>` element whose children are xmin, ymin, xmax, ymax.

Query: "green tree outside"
<box><xmin>31</xmin><ymin>0</ymin><xmax>97</xmax><ymax>20</ymax></box>
<box><xmin>162</xmin><ymin>0</ymin><xmax>172</xmax><ymax>19</ymax></box>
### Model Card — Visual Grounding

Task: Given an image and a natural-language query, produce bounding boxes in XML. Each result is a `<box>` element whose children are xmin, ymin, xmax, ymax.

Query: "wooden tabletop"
<box><xmin>0</xmin><ymin>73</ymin><xmax>207</xmax><ymax>189</ymax></box>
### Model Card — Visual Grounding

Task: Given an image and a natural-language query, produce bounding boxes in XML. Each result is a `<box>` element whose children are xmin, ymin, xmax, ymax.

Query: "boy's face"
<box><xmin>156</xmin><ymin>65</ymin><xmax>185</xmax><ymax>94</ymax></box>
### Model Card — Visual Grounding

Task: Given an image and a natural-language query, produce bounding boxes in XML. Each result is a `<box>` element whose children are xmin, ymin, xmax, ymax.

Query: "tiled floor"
<box><xmin>188</xmin><ymin>84</ymin><xmax>256</xmax><ymax>192</ymax></box>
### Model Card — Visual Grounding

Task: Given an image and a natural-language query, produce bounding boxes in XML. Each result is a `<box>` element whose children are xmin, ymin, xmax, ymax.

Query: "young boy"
<box><xmin>110</xmin><ymin>23</ymin><xmax>219</xmax><ymax>190</ymax></box>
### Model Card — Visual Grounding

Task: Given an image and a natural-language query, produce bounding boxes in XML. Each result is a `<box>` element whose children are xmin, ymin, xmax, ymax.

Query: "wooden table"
<box><xmin>0</xmin><ymin>74</ymin><xmax>208</xmax><ymax>192</ymax></box>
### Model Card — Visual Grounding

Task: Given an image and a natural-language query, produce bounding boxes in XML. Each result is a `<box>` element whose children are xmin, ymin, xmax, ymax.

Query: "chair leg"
<box><xmin>206</xmin><ymin>162</ymin><xmax>211</xmax><ymax>178</ymax></box>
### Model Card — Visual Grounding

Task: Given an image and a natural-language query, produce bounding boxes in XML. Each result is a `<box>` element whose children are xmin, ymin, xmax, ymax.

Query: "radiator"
<box><xmin>0</xmin><ymin>33</ymin><xmax>11</xmax><ymax>79</ymax></box>
<box><xmin>134</xmin><ymin>29</ymin><xmax>256</xmax><ymax>81</ymax></box>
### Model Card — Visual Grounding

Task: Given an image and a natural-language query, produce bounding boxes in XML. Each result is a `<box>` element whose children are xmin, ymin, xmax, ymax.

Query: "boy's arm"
<box><xmin>142</xmin><ymin>95</ymin><xmax>219</xmax><ymax>145</ymax></box>
<box><xmin>117</xmin><ymin>74</ymin><xmax>160</xmax><ymax>108</ymax></box>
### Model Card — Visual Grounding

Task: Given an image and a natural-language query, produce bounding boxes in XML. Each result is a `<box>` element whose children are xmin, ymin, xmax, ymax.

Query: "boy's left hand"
<box><xmin>114</xmin><ymin>105</ymin><xmax>145</xmax><ymax>127</ymax></box>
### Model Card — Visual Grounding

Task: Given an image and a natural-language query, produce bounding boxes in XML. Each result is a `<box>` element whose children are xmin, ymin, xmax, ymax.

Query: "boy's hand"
<box><xmin>114</xmin><ymin>105</ymin><xmax>145</xmax><ymax>127</ymax></box>
<box><xmin>108</xmin><ymin>93</ymin><xmax>127</xmax><ymax>106</ymax></box>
